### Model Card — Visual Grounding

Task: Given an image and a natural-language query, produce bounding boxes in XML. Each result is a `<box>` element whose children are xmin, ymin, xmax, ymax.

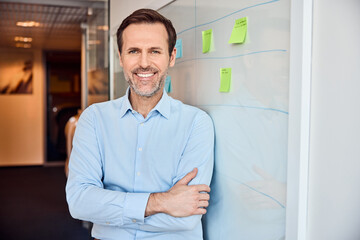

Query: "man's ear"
<box><xmin>118</xmin><ymin>51</ymin><xmax>123</xmax><ymax>67</ymax></box>
<box><xmin>169</xmin><ymin>47</ymin><xmax>177</xmax><ymax>67</ymax></box>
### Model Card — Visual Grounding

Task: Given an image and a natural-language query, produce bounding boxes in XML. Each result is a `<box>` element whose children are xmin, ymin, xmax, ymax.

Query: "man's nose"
<box><xmin>139</xmin><ymin>52</ymin><xmax>150</xmax><ymax>68</ymax></box>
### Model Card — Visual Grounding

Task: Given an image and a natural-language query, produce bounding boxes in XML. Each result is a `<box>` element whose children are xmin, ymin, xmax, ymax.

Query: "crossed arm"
<box><xmin>66</xmin><ymin>107</ymin><xmax>214</xmax><ymax>232</ymax></box>
<box><xmin>146</xmin><ymin>168</ymin><xmax>210</xmax><ymax>217</ymax></box>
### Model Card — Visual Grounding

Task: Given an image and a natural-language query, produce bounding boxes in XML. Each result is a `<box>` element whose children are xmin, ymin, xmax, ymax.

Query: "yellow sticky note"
<box><xmin>202</xmin><ymin>29</ymin><xmax>212</xmax><ymax>53</ymax></box>
<box><xmin>229</xmin><ymin>17</ymin><xmax>247</xmax><ymax>44</ymax></box>
<box><xmin>219</xmin><ymin>68</ymin><xmax>231</xmax><ymax>92</ymax></box>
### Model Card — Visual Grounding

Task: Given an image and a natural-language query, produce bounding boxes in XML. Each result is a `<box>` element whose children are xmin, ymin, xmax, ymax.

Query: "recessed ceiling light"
<box><xmin>87</xmin><ymin>8</ymin><xmax>93</xmax><ymax>16</ymax></box>
<box><xmin>88</xmin><ymin>40</ymin><xmax>101</xmax><ymax>45</ymax></box>
<box><xmin>97</xmin><ymin>25</ymin><xmax>109</xmax><ymax>31</ymax></box>
<box><xmin>15</xmin><ymin>43</ymin><xmax>31</xmax><ymax>48</ymax></box>
<box><xmin>16</xmin><ymin>21</ymin><xmax>40</xmax><ymax>27</ymax></box>
<box><xmin>14</xmin><ymin>36</ymin><xmax>33</xmax><ymax>42</ymax></box>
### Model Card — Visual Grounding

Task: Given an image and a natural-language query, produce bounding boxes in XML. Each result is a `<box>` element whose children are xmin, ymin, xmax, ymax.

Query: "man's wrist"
<box><xmin>145</xmin><ymin>192</ymin><xmax>167</xmax><ymax>217</ymax></box>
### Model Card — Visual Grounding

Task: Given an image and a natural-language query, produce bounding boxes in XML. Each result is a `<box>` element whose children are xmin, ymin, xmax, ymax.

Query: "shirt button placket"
<box><xmin>134</xmin><ymin>121</ymin><xmax>145</xmax><ymax>191</ymax></box>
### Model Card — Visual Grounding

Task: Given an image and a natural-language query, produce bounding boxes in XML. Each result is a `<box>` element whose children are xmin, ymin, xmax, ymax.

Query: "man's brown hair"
<box><xmin>116</xmin><ymin>8</ymin><xmax>177</xmax><ymax>57</ymax></box>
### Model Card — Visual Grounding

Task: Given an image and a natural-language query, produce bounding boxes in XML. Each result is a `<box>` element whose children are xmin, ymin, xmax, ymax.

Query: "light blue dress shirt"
<box><xmin>66</xmin><ymin>89</ymin><xmax>214</xmax><ymax>240</ymax></box>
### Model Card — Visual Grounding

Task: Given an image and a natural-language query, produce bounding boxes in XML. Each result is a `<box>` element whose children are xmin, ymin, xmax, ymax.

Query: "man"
<box><xmin>66</xmin><ymin>9</ymin><xmax>214</xmax><ymax>240</ymax></box>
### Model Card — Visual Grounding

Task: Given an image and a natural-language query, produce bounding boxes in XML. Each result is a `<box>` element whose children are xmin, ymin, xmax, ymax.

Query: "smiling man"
<box><xmin>121</xmin><ymin>23</ymin><xmax>168</xmax><ymax>97</ymax></box>
<box><xmin>66</xmin><ymin>9</ymin><xmax>214</xmax><ymax>240</ymax></box>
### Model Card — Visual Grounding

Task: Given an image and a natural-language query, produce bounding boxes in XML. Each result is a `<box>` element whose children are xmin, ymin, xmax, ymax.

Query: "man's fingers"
<box><xmin>194</xmin><ymin>184</ymin><xmax>211</xmax><ymax>193</ymax></box>
<box><xmin>176</xmin><ymin>168</ymin><xmax>198</xmax><ymax>185</ymax></box>
<box><xmin>193</xmin><ymin>208</ymin><xmax>207</xmax><ymax>215</ymax></box>
<box><xmin>198</xmin><ymin>200</ymin><xmax>209</xmax><ymax>208</ymax></box>
<box><xmin>199</xmin><ymin>193</ymin><xmax>210</xmax><ymax>201</ymax></box>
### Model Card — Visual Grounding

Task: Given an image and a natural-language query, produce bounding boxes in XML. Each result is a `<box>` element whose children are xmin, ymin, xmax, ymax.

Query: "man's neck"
<box><xmin>129</xmin><ymin>89</ymin><xmax>163</xmax><ymax>118</ymax></box>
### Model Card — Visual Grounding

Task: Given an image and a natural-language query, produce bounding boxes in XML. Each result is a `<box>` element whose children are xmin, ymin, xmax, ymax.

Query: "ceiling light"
<box><xmin>14</xmin><ymin>36</ymin><xmax>33</xmax><ymax>42</ymax></box>
<box><xmin>87</xmin><ymin>8</ymin><xmax>93</xmax><ymax>16</ymax></box>
<box><xmin>97</xmin><ymin>25</ymin><xmax>109</xmax><ymax>31</ymax></box>
<box><xmin>15</xmin><ymin>43</ymin><xmax>31</xmax><ymax>48</ymax></box>
<box><xmin>88</xmin><ymin>40</ymin><xmax>101</xmax><ymax>45</ymax></box>
<box><xmin>16</xmin><ymin>21</ymin><xmax>40</xmax><ymax>27</ymax></box>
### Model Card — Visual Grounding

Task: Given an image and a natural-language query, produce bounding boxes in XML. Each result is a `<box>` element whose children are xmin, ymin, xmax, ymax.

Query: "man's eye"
<box><xmin>129</xmin><ymin>50</ymin><xmax>138</xmax><ymax>54</ymax></box>
<box><xmin>152</xmin><ymin>50</ymin><xmax>160</xmax><ymax>54</ymax></box>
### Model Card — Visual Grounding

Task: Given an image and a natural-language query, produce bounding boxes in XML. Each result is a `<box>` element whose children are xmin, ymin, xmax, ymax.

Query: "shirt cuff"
<box><xmin>123</xmin><ymin>192</ymin><xmax>150</xmax><ymax>225</ymax></box>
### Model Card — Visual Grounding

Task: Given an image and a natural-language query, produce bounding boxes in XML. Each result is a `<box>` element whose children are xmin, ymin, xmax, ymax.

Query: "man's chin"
<box><xmin>132</xmin><ymin>87</ymin><xmax>161</xmax><ymax>98</ymax></box>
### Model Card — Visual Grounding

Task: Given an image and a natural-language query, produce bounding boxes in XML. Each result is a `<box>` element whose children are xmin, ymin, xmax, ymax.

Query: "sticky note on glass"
<box><xmin>165</xmin><ymin>75</ymin><xmax>172</xmax><ymax>93</ymax></box>
<box><xmin>202</xmin><ymin>29</ymin><xmax>213</xmax><ymax>53</ymax></box>
<box><xmin>175</xmin><ymin>39</ymin><xmax>183</xmax><ymax>59</ymax></box>
<box><xmin>219</xmin><ymin>68</ymin><xmax>231</xmax><ymax>92</ymax></box>
<box><xmin>229</xmin><ymin>17</ymin><xmax>247</xmax><ymax>44</ymax></box>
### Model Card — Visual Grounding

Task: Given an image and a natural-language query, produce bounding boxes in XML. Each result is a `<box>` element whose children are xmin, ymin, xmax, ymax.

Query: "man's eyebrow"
<box><xmin>149</xmin><ymin>47</ymin><xmax>163</xmax><ymax>50</ymax></box>
<box><xmin>126</xmin><ymin>47</ymin><xmax>140</xmax><ymax>51</ymax></box>
<box><xmin>125</xmin><ymin>47</ymin><xmax>164</xmax><ymax>51</ymax></box>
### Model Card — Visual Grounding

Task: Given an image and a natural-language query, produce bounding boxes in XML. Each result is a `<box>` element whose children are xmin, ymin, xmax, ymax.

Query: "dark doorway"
<box><xmin>45</xmin><ymin>51</ymin><xmax>81</xmax><ymax>162</ymax></box>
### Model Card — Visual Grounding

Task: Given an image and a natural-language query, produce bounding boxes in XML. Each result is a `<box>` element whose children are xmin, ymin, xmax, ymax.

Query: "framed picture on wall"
<box><xmin>0</xmin><ymin>51</ymin><xmax>33</xmax><ymax>94</ymax></box>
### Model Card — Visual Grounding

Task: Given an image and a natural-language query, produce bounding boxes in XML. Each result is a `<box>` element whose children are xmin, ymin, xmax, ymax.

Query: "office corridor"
<box><xmin>0</xmin><ymin>166</ymin><xmax>90</xmax><ymax>240</ymax></box>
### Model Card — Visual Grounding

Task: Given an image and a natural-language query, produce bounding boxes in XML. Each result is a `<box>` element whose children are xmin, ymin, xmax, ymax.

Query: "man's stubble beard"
<box><xmin>125</xmin><ymin>67</ymin><xmax>168</xmax><ymax>98</ymax></box>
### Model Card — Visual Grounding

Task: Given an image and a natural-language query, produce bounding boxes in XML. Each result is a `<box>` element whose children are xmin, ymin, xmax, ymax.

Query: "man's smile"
<box><xmin>136</xmin><ymin>73</ymin><xmax>155</xmax><ymax>78</ymax></box>
<box><xmin>135</xmin><ymin>72</ymin><xmax>157</xmax><ymax>82</ymax></box>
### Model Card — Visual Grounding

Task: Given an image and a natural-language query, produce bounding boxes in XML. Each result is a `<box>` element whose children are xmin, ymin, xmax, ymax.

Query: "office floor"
<box><xmin>0</xmin><ymin>166</ymin><xmax>90</xmax><ymax>240</ymax></box>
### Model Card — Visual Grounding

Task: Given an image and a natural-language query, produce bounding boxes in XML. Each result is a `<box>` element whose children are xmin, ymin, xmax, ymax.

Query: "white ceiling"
<box><xmin>0</xmin><ymin>0</ymin><xmax>107</xmax><ymax>50</ymax></box>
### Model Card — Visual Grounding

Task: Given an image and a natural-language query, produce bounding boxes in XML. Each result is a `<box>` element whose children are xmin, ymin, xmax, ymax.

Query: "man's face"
<box><xmin>119</xmin><ymin>22</ymin><xmax>176</xmax><ymax>98</ymax></box>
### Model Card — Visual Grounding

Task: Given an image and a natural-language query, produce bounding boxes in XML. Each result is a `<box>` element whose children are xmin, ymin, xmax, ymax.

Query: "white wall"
<box><xmin>308</xmin><ymin>0</ymin><xmax>360</xmax><ymax>239</ymax></box>
<box><xmin>0</xmin><ymin>49</ymin><xmax>45</xmax><ymax>166</ymax></box>
<box><xmin>110</xmin><ymin>0</ymin><xmax>150</xmax><ymax>35</ymax></box>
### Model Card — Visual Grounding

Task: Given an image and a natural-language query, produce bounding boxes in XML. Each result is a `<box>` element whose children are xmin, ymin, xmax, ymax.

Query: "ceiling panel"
<box><xmin>0</xmin><ymin>1</ymin><xmax>105</xmax><ymax>50</ymax></box>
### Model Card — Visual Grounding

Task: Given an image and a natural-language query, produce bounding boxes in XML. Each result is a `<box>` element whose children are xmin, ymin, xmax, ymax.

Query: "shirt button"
<box><xmin>140</xmin><ymin>123</ymin><xmax>144</xmax><ymax>126</ymax></box>
<box><xmin>137</xmin><ymin>172</ymin><xmax>141</xmax><ymax>176</ymax></box>
<box><xmin>132</xmin><ymin>219</ymin><xmax>137</xmax><ymax>223</ymax></box>
<box><xmin>138</xmin><ymin>147</ymin><xmax>142</xmax><ymax>151</ymax></box>
<box><xmin>106</xmin><ymin>222</ymin><xmax>110</xmax><ymax>225</ymax></box>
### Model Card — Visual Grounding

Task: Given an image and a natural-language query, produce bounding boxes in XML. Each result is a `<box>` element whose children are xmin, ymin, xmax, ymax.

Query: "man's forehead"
<box><xmin>123</xmin><ymin>22</ymin><xmax>167</xmax><ymax>38</ymax></box>
<box><xmin>122</xmin><ymin>23</ymin><xmax>169</xmax><ymax>49</ymax></box>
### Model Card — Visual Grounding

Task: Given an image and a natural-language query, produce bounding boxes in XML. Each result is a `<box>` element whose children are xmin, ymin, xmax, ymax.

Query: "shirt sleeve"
<box><xmin>138</xmin><ymin>111</ymin><xmax>215</xmax><ymax>232</ymax></box>
<box><xmin>65</xmin><ymin>106</ymin><xmax>149</xmax><ymax>227</ymax></box>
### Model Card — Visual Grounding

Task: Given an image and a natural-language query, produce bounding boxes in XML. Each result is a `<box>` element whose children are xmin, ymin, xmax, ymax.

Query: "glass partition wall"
<box><xmin>82</xmin><ymin>0</ymin><xmax>109</xmax><ymax>108</ymax></box>
<box><xmin>111</xmin><ymin>33</ymin><xmax>128</xmax><ymax>99</ymax></box>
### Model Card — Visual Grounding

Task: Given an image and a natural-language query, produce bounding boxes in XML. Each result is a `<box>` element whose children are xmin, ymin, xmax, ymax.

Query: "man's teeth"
<box><xmin>137</xmin><ymin>73</ymin><xmax>154</xmax><ymax>77</ymax></box>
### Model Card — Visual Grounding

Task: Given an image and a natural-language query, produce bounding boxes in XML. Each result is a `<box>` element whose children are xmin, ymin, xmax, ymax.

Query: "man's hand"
<box><xmin>145</xmin><ymin>168</ymin><xmax>211</xmax><ymax>217</ymax></box>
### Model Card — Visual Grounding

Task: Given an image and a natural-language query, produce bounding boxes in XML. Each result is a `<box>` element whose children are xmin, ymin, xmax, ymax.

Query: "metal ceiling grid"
<box><xmin>0</xmin><ymin>1</ymin><xmax>90</xmax><ymax>50</ymax></box>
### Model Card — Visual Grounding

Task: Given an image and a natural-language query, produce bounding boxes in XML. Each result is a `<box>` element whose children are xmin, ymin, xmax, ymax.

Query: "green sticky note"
<box><xmin>202</xmin><ymin>29</ymin><xmax>213</xmax><ymax>53</ymax></box>
<box><xmin>219</xmin><ymin>68</ymin><xmax>231</xmax><ymax>92</ymax></box>
<box><xmin>229</xmin><ymin>17</ymin><xmax>247</xmax><ymax>44</ymax></box>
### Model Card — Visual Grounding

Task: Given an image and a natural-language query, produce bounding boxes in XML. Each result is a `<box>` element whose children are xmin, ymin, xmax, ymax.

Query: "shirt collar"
<box><xmin>119</xmin><ymin>88</ymin><xmax>133</xmax><ymax>118</ymax></box>
<box><xmin>119</xmin><ymin>87</ymin><xmax>170</xmax><ymax>120</ymax></box>
<box><xmin>152</xmin><ymin>88</ymin><xmax>170</xmax><ymax>120</ymax></box>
